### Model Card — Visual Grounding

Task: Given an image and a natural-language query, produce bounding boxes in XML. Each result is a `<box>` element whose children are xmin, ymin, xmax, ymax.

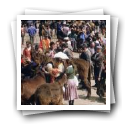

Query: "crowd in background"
<box><xmin>21</xmin><ymin>20</ymin><xmax>106</xmax><ymax>104</ymax></box>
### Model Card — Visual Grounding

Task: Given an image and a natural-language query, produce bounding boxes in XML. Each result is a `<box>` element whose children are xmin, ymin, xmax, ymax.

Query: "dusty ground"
<box><xmin>22</xmin><ymin>33</ymin><xmax>106</xmax><ymax>105</ymax></box>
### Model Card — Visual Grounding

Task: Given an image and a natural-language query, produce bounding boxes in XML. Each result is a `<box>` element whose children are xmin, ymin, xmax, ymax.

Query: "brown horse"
<box><xmin>30</xmin><ymin>74</ymin><xmax>67</xmax><ymax>105</ymax></box>
<box><xmin>21</xmin><ymin>71</ymin><xmax>46</xmax><ymax>105</ymax></box>
<box><xmin>72</xmin><ymin>58</ymin><xmax>91</xmax><ymax>98</ymax></box>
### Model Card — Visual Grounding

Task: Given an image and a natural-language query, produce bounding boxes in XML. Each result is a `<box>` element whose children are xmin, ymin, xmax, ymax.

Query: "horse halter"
<box><xmin>58</xmin><ymin>81</ymin><xmax>62</xmax><ymax>88</ymax></box>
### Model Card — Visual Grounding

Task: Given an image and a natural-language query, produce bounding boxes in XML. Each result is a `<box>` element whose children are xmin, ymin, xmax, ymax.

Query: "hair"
<box><xmin>62</xmin><ymin>43</ymin><xmax>68</xmax><ymax>48</ymax></box>
<box><xmin>50</xmin><ymin>41</ymin><xmax>55</xmax><ymax>47</ymax></box>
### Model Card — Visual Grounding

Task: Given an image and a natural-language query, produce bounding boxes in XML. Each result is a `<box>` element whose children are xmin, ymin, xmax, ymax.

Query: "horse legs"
<box><xmin>83</xmin><ymin>79</ymin><xmax>91</xmax><ymax>98</ymax></box>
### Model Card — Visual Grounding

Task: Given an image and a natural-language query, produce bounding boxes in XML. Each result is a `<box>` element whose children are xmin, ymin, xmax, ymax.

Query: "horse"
<box><xmin>29</xmin><ymin>74</ymin><xmax>67</xmax><ymax>105</ymax></box>
<box><xmin>21</xmin><ymin>71</ymin><xmax>46</xmax><ymax>105</ymax></box>
<box><xmin>31</xmin><ymin>52</ymin><xmax>91</xmax><ymax>98</ymax></box>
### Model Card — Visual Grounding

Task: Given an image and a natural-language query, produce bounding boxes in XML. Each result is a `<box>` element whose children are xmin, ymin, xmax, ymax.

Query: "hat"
<box><xmin>64</xmin><ymin>37</ymin><xmax>69</xmax><ymax>40</ymax></box>
<box><xmin>47</xmin><ymin>63</ymin><xmax>53</xmax><ymax>71</ymax></box>
<box><xmin>96</xmin><ymin>46</ymin><xmax>102</xmax><ymax>49</ymax></box>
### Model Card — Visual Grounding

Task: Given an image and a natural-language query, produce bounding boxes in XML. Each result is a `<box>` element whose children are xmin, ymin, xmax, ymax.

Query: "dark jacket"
<box><xmin>91</xmin><ymin>52</ymin><xmax>104</xmax><ymax>67</ymax></box>
<box><xmin>80</xmin><ymin>51</ymin><xmax>90</xmax><ymax>62</ymax></box>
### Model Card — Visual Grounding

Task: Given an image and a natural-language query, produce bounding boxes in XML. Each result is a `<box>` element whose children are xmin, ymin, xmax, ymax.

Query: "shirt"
<box><xmin>63</xmin><ymin>26</ymin><xmax>69</xmax><ymax>35</ymax></box>
<box><xmin>42</xmin><ymin>39</ymin><xmax>50</xmax><ymax>51</ymax></box>
<box><xmin>23</xmin><ymin>48</ymin><xmax>31</xmax><ymax>61</ymax></box>
<box><xmin>89</xmin><ymin>47</ymin><xmax>95</xmax><ymax>55</ymax></box>
<box><xmin>28</xmin><ymin>26</ymin><xmax>36</xmax><ymax>36</ymax></box>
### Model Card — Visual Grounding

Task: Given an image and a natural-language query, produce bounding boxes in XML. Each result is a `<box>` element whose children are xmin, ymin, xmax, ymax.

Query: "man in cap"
<box><xmin>91</xmin><ymin>45</ymin><xmax>104</xmax><ymax>89</ymax></box>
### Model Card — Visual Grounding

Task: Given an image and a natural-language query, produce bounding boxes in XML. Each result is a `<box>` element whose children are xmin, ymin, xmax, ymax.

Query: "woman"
<box><xmin>54</xmin><ymin>58</ymin><xmax>65</xmax><ymax>81</ymax></box>
<box><xmin>64</xmin><ymin>60</ymin><xmax>78</xmax><ymax>105</ymax></box>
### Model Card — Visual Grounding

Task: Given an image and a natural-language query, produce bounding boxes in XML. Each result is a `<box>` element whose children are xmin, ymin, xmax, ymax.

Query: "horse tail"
<box><xmin>88</xmin><ymin>62</ymin><xmax>91</xmax><ymax>85</ymax></box>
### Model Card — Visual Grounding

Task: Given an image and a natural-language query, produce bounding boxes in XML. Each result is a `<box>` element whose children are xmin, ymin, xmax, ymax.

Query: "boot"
<box><xmin>69</xmin><ymin>100</ymin><xmax>72</xmax><ymax>105</ymax></box>
<box><xmin>71</xmin><ymin>100</ymin><xmax>74</xmax><ymax>105</ymax></box>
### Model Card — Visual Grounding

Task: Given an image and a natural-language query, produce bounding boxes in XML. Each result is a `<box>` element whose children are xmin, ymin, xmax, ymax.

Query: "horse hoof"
<box><xmin>86</xmin><ymin>95</ymin><xmax>91</xmax><ymax>99</ymax></box>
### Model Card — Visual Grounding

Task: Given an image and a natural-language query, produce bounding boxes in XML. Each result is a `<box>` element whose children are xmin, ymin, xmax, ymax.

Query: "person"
<box><xmin>69</xmin><ymin>28</ymin><xmax>77</xmax><ymax>51</ymax></box>
<box><xmin>27</xmin><ymin>24</ymin><xmax>37</xmax><ymax>44</ymax></box>
<box><xmin>27</xmin><ymin>20</ymin><xmax>33</xmax><ymax>27</ymax></box>
<box><xmin>42</xmin><ymin>63</ymin><xmax>59</xmax><ymax>83</ymax></box>
<box><xmin>42</xmin><ymin>34</ymin><xmax>50</xmax><ymax>53</ymax></box>
<box><xmin>64</xmin><ymin>60</ymin><xmax>78</xmax><ymax>105</ymax></box>
<box><xmin>48</xmin><ymin>42</ymin><xmax>56</xmax><ymax>58</ymax></box>
<box><xmin>45</xmin><ymin>25</ymin><xmax>52</xmax><ymax>39</ymax></box>
<box><xmin>97</xmin><ymin>60</ymin><xmax>106</xmax><ymax>97</ymax></box>
<box><xmin>21</xmin><ymin>25</ymin><xmax>26</xmax><ymax>45</ymax></box>
<box><xmin>62</xmin><ymin>23</ymin><xmax>69</xmax><ymax>37</ymax></box>
<box><xmin>89</xmin><ymin>42</ymin><xmax>95</xmax><ymax>55</ymax></box>
<box><xmin>91</xmin><ymin>46</ymin><xmax>104</xmax><ymax>88</ymax></box>
<box><xmin>54</xmin><ymin>58</ymin><xmax>65</xmax><ymax>81</ymax></box>
<box><xmin>79</xmin><ymin>28</ymin><xmax>86</xmax><ymax>43</ymax></box>
<box><xmin>39</xmin><ymin>23</ymin><xmax>43</xmax><ymax>41</ymax></box>
<box><xmin>64</xmin><ymin>37</ymin><xmax>73</xmax><ymax>51</ymax></box>
<box><xmin>57</xmin><ymin>21</ymin><xmax>63</xmax><ymax>38</ymax></box>
<box><xmin>23</xmin><ymin>41</ymin><xmax>31</xmax><ymax>61</ymax></box>
<box><xmin>89</xmin><ymin>42</ymin><xmax>95</xmax><ymax>78</ymax></box>
<box><xmin>62</xmin><ymin>43</ymin><xmax>73</xmax><ymax>58</ymax></box>
<box><xmin>79</xmin><ymin>43</ymin><xmax>91</xmax><ymax>62</ymax></box>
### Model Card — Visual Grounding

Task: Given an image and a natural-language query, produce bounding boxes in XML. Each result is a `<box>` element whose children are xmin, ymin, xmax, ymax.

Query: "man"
<box><xmin>63</xmin><ymin>43</ymin><xmax>73</xmax><ymax>58</ymax></box>
<box><xmin>23</xmin><ymin>41</ymin><xmax>32</xmax><ymax>62</ymax></box>
<box><xmin>64</xmin><ymin>37</ymin><xmax>73</xmax><ymax>51</ymax></box>
<box><xmin>69</xmin><ymin>28</ymin><xmax>77</xmax><ymax>51</ymax></box>
<box><xmin>79</xmin><ymin>43</ymin><xmax>91</xmax><ymax>62</ymax></box>
<box><xmin>62</xmin><ymin>23</ymin><xmax>69</xmax><ymax>37</ymax></box>
<box><xmin>57</xmin><ymin>21</ymin><xmax>62</xmax><ymax>38</ymax></box>
<box><xmin>21</xmin><ymin>25</ymin><xmax>26</xmax><ymax>45</ymax></box>
<box><xmin>88</xmin><ymin>41</ymin><xmax>96</xmax><ymax>78</ymax></box>
<box><xmin>89</xmin><ymin>42</ymin><xmax>95</xmax><ymax>55</ymax></box>
<box><xmin>45</xmin><ymin>25</ymin><xmax>52</xmax><ymax>39</ymax></box>
<box><xmin>91</xmin><ymin>46</ymin><xmax>104</xmax><ymax>88</ymax></box>
<box><xmin>42</xmin><ymin>34</ymin><xmax>50</xmax><ymax>53</ymax></box>
<box><xmin>27</xmin><ymin>24</ymin><xmax>37</xmax><ymax>44</ymax></box>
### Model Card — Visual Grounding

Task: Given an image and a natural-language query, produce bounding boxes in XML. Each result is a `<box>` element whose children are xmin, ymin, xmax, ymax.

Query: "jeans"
<box><xmin>21</xmin><ymin>35</ymin><xmax>25</xmax><ymax>45</ymax></box>
<box><xmin>30</xmin><ymin>35</ymin><xmax>34</xmax><ymax>44</ymax></box>
<box><xmin>94</xmin><ymin>66</ymin><xmax>101</xmax><ymax>85</ymax></box>
<box><xmin>70</xmin><ymin>38</ymin><xmax>77</xmax><ymax>51</ymax></box>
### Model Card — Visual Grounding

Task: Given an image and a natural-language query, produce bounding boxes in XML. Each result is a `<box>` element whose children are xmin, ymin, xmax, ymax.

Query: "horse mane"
<box><xmin>36</xmin><ymin>71</ymin><xmax>46</xmax><ymax>81</ymax></box>
<box><xmin>57</xmin><ymin>73</ymin><xmax>67</xmax><ymax>87</ymax></box>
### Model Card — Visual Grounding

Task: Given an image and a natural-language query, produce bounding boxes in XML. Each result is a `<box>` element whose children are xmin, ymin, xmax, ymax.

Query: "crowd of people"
<box><xmin>21</xmin><ymin>20</ymin><xmax>106</xmax><ymax>105</ymax></box>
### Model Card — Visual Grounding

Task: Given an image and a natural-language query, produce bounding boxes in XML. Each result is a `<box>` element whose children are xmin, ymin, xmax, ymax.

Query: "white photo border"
<box><xmin>17</xmin><ymin>15</ymin><xmax>110</xmax><ymax>110</ymax></box>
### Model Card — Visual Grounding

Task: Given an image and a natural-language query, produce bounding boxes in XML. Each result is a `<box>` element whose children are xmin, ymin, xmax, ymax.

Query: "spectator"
<box><xmin>27</xmin><ymin>24</ymin><xmax>36</xmax><ymax>44</ymax></box>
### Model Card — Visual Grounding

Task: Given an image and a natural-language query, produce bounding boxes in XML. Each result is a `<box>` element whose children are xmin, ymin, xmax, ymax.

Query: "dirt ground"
<box><xmin>22</xmin><ymin>33</ymin><xmax>106</xmax><ymax>105</ymax></box>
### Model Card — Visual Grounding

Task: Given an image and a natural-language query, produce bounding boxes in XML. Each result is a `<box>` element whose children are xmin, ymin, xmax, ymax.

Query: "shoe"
<box><xmin>92</xmin><ymin>84</ymin><xmax>97</xmax><ymax>87</ymax></box>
